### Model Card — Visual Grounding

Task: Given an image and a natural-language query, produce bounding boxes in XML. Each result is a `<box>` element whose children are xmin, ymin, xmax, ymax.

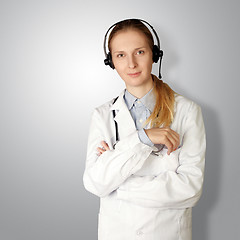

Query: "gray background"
<box><xmin>0</xmin><ymin>0</ymin><xmax>239</xmax><ymax>239</ymax></box>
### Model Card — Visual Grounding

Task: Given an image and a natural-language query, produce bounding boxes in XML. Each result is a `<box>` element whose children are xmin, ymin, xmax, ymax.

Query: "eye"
<box><xmin>136</xmin><ymin>50</ymin><xmax>144</xmax><ymax>55</ymax></box>
<box><xmin>117</xmin><ymin>53</ymin><xmax>125</xmax><ymax>58</ymax></box>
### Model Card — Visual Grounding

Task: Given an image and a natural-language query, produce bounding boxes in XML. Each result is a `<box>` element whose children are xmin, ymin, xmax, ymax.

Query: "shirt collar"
<box><xmin>124</xmin><ymin>88</ymin><xmax>156</xmax><ymax>112</ymax></box>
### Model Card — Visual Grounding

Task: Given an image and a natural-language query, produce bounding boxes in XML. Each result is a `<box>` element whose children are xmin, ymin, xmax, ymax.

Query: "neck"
<box><xmin>126</xmin><ymin>78</ymin><xmax>154</xmax><ymax>98</ymax></box>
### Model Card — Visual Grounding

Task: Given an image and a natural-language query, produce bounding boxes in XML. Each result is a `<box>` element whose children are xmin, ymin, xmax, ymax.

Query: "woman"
<box><xmin>83</xmin><ymin>19</ymin><xmax>206</xmax><ymax>240</ymax></box>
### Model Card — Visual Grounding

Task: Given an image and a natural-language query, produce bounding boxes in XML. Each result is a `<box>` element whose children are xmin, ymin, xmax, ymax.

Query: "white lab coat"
<box><xmin>83</xmin><ymin>90</ymin><xmax>206</xmax><ymax>240</ymax></box>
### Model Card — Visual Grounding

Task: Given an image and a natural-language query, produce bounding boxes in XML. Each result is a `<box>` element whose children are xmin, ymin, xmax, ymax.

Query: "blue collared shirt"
<box><xmin>124</xmin><ymin>89</ymin><xmax>155</xmax><ymax>147</ymax></box>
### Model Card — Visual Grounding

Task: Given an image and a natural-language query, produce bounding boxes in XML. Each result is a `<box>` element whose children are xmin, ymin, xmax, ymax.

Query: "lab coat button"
<box><xmin>136</xmin><ymin>230</ymin><xmax>143</xmax><ymax>235</ymax></box>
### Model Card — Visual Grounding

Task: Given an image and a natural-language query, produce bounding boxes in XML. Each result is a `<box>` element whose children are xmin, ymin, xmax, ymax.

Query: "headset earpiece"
<box><xmin>152</xmin><ymin>45</ymin><xmax>163</xmax><ymax>63</ymax></box>
<box><xmin>104</xmin><ymin>52</ymin><xmax>115</xmax><ymax>69</ymax></box>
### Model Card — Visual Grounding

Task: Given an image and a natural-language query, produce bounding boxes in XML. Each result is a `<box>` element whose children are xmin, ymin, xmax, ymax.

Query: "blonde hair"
<box><xmin>108</xmin><ymin>19</ymin><xmax>175</xmax><ymax>127</ymax></box>
<box><xmin>146</xmin><ymin>75</ymin><xmax>175</xmax><ymax>127</ymax></box>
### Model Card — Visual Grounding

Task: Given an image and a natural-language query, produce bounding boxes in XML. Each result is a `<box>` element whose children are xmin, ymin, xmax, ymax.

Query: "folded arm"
<box><xmin>83</xmin><ymin>109</ymin><xmax>153</xmax><ymax>198</ymax></box>
<box><xmin>116</xmin><ymin>103</ymin><xmax>206</xmax><ymax>209</ymax></box>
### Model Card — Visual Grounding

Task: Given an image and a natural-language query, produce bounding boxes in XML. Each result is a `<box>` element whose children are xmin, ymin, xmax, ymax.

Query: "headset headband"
<box><xmin>103</xmin><ymin>18</ymin><xmax>160</xmax><ymax>58</ymax></box>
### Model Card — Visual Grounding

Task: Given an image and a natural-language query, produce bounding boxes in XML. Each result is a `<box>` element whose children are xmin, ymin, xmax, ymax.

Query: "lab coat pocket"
<box><xmin>98</xmin><ymin>211</ymin><xmax>128</xmax><ymax>240</ymax></box>
<box><xmin>154</xmin><ymin>209</ymin><xmax>180</xmax><ymax>239</ymax></box>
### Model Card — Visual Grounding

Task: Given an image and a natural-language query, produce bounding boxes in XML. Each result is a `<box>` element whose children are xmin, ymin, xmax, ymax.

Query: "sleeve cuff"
<box><xmin>138</xmin><ymin>128</ymin><xmax>154</xmax><ymax>147</ymax></box>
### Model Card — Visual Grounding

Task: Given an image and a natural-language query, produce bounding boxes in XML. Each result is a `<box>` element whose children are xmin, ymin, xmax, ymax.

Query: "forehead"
<box><xmin>110</xmin><ymin>29</ymin><xmax>149</xmax><ymax>51</ymax></box>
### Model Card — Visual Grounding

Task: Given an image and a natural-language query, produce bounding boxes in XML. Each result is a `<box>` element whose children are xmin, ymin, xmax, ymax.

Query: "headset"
<box><xmin>103</xmin><ymin>18</ymin><xmax>164</xmax><ymax>79</ymax></box>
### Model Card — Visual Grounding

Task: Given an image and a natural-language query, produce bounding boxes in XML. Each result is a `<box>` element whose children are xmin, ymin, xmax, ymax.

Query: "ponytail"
<box><xmin>145</xmin><ymin>75</ymin><xmax>175</xmax><ymax>128</ymax></box>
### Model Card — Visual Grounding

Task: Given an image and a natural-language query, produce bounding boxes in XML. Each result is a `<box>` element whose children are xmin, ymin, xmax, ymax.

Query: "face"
<box><xmin>110</xmin><ymin>29</ymin><xmax>154</xmax><ymax>92</ymax></box>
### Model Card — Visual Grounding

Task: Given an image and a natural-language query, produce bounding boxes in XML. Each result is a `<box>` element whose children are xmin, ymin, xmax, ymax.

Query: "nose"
<box><xmin>128</xmin><ymin>55</ymin><xmax>137</xmax><ymax>69</ymax></box>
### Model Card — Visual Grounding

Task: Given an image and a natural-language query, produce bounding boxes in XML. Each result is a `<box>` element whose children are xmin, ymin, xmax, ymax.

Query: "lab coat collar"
<box><xmin>110</xmin><ymin>90</ymin><xmax>136</xmax><ymax>139</ymax></box>
<box><xmin>110</xmin><ymin>90</ymin><xmax>125</xmax><ymax>111</ymax></box>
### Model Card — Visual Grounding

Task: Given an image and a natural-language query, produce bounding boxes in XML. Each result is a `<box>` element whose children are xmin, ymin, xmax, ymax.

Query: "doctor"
<box><xmin>83</xmin><ymin>19</ymin><xmax>206</xmax><ymax>240</ymax></box>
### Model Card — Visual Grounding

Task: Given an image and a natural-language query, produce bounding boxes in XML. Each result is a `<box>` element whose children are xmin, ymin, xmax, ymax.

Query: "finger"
<box><xmin>163</xmin><ymin>127</ymin><xmax>179</xmax><ymax>143</ymax></box>
<box><xmin>163</xmin><ymin>128</ymin><xmax>180</xmax><ymax>151</ymax></box>
<box><xmin>101</xmin><ymin>141</ymin><xmax>110</xmax><ymax>151</ymax></box>
<box><xmin>170</xmin><ymin>129</ymin><xmax>179</xmax><ymax>142</ymax></box>
<box><xmin>166</xmin><ymin>142</ymin><xmax>173</xmax><ymax>155</ymax></box>
<box><xmin>164</xmin><ymin>131</ymin><xmax>178</xmax><ymax>150</ymax></box>
<box><xmin>97</xmin><ymin>147</ymin><xmax>105</xmax><ymax>155</ymax></box>
<box><xmin>170</xmin><ymin>130</ymin><xmax>180</xmax><ymax>148</ymax></box>
<box><xmin>162</xmin><ymin>137</ymin><xmax>174</xmax><ymax>155</ymax></box>
<box><xmin>169</xmin><ymin>133</ymin><xmax>180</xmax><ymax>151</ymax></box>
<box><xmin>97</xmin><ymin>147</ymin><xmax>104</xmax><ymax>154</ymax></box>
<box><xmin>160</xmin><ymin>131</ymin><xmax>178</xmax><ymax>154</ymax></box>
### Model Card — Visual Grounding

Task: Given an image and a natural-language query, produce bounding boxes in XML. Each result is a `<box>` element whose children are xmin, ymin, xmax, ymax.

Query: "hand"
<box><xmin>145</xmin><ymin>127</ymin><xmax>180</xmax><ymax>155</ymax></box>
<box><xmin>97</xmin><ymin>141</ymin><xmax>110</xmax><ymax>155</ymax></box>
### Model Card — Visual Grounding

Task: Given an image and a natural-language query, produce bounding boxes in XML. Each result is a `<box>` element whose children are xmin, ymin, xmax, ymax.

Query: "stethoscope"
<box><xmin>112</xmin><ymin>97</ymin><xmax>182</xmax><ymax>155</ymax></box>
<box><xmin>112</xmin><ymin>97</ymin><xmax>119</xmax><ymax>143</ymax></box>
<box><xmin>112</xmin><ymin>96</ymin><xmax>166</xmax><ymax>155</ymax></box>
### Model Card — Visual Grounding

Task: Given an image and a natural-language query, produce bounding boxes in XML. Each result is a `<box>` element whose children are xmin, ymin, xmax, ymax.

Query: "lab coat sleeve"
<box><xmin>116</xmin><ymin>102</ymin><xmax>206</xmax><ymax>209</ymax></box>
<box><xmin>83</xmin><ymin>108</ymin><xmax>153</xmax><ymax>198</ymax></box>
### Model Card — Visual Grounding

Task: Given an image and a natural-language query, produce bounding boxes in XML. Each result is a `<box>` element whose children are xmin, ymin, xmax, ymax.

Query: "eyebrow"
<box><xmin>113</xmin><ymin>47</ymin><xmax>147</xmax><ymax>54</ymax></box>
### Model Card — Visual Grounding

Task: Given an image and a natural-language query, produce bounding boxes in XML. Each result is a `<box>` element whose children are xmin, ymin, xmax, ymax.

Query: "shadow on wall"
<box><xmin>159</xmin><ymin>26</ymin><xmax>222</xmax><ymax>239</ymax></box>
<box><xmin>193</xmin><ymin>104</ymin><xmax>222</xmax><ymax>240</ymax></box>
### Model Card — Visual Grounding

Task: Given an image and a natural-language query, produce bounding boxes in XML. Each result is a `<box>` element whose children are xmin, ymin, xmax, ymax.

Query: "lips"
<box><xmin>127</xmin><ymin>72</ymin><xmax>141</xmax><ymax>77</ymax></box>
